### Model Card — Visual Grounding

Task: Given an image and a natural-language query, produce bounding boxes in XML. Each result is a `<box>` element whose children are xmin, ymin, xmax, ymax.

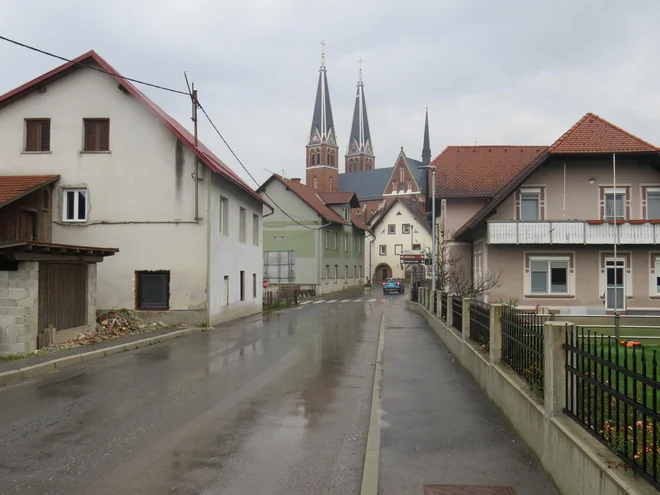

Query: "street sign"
<box><xmin>400</xmin><ymin>253</ymin><xmax>424</xmax><ymax>265</ymax></box>
<box><xmin>262</xmin><ymin>279</ymin><xmax>268</xmax><ymax>289</ymax></box>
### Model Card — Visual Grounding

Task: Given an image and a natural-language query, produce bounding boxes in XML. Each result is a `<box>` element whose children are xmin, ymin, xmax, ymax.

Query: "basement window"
<box><xmin>136</xmin><ymin>270</ymin><xmax>170</xmax><ymax>310</ymax></box>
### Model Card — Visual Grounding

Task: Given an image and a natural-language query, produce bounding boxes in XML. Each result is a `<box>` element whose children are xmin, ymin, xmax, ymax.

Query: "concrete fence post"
<box><xmin>447</xmin><ymin>295</ymin><xmax>454</xmax><ymax>328</ymax></box>
<box><xmin>489</xmin><ymin>304</ymin><xmax>503</xmax><ymax>365</ymax></box>
<box><xmin>436</xmin><ymin>291</ymin><xmax>442</xmax><ymax>319</ymax></box>
<box><xmin>543</xmin><ymin>321</ymin><xmax>569</xmax><ymax>418</ymax></box>
<box><xmin>421</xmin><ymin>288</ymin><xmax>426</xmax><ymax>307</ymax></box>
<box><xmin>462</xmin><ymin>298</ymin><xmax>471</xmax><ymax>341</ymax></box>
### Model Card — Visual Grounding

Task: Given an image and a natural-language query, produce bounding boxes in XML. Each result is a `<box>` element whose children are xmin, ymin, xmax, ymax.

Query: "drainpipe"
<box><xmin>367</xmin><ymin>232</ymin><xmax>375</xmax><ymax>285</ymax></box>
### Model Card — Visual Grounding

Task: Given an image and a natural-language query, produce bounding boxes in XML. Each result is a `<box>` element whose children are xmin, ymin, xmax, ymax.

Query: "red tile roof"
<box><xmin>0</xmin><ymin>175</ymin><xmax>59</xmax><ymax>207</ymax></box>
<box><xmin>430</xmin><ymin>146</ymin><xmax>548</xmax><ymax>197</ymax></box>
<box><xmin>549</xmin><ymin>112</ymin><xmax>660</xmax><ymax>154</ymax></box>
<box><xmin>0</xmin><ymin>51</ymin><xmax>269</xmax><ymax>209</ymax></box>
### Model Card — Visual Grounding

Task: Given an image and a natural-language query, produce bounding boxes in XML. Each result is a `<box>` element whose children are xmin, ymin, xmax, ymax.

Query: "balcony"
<box><xmin>487</xmin><ymin>220</ymin><xmax>660</xmax><ymax>245</ymax></box>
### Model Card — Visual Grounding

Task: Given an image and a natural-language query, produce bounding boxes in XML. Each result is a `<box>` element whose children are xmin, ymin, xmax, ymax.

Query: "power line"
<box><xmin>198</xmin><ymin>102</ymin><xmax>331</xmax><ymax>231</ymax></box>
<box><xmin>0</xmin><ymin>35</ymin><xmax>189</xmax><ymax>96</ymax></box>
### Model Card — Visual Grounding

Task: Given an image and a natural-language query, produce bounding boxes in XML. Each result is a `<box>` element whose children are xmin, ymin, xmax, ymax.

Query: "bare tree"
<box><xmin>426</xmin><ymin>227</ymin><xmax>502</xmax><ymax>299</ymax></box>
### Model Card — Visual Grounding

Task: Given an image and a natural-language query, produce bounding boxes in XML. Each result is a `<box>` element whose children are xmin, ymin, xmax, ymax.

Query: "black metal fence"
<box><xmin>411</xmin><ymin>281</ymin><xmax>420</xmax><ymax>303</ymax></box>
<box><xmin>469</xmin><ymin>300</ymin><xmax>491</xmax><ymax>349</ymax></box>
<box><xmin>433</xmin><ymin>291</ymin><xmax>438</xmax><ymax>314</ymax></box>
<box><xmin>501</xmin><ymin>305</ymin><xmax>546</xmax><ymax>390</ymax></box>
<box><xmin>440</xmin><ymin>292</ymin><xmax>448</xmax><ymax>321</ymax></box>
<box><xmin>452</xmin><ymin>295</ymin><xmax>463</xmax><ymax>333</ymax></box>
<box><xmin>565</xmin><ymin>327</ymin><xmax>660</xmax><ymax>489</ymax></box>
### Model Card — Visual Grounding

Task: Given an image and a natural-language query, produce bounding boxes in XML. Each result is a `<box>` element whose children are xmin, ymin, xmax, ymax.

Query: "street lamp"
<box><xmin>273</xmin><ymin>235</ymin><xmax>284</xmax><ymax>287</ymax></box>
<box><xmin>418</xmin><ymin>165</ymin><xmax>436</xmax><ymax>291</ymax></box>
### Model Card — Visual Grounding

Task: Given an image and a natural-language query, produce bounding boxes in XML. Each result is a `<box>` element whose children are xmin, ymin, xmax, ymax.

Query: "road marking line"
<box><xmin>300</xmin><ymin>301</ymin><xmax>312</xmax><ymax>305</ymax></box>
<box><xmin>367</xmin><ymin>298</ymin><xmax>376</xmax><ymax>302</ymax></box>
<box><xmin>354</xmin><ymin>299</ymin><xmax>364</xmax><ymax>303</ymax></box>
<box><xmin>361</xmin><ymin>309</ymin><xmax>385</xmax><ymax>495</ymax></box>
<box><xmin>340</xmin><ymin>299</ymin><xmax>351</xmax><ymax>302</ymax></box>
<box><xmin>326</xmin><ymin>300</ymin><xmax>337</xmax><ymax>303</ymax></box>
<box><xmin>313</xmin><ymin>300</ymin><xmax>324</xmax><ymax>304</ymax></box>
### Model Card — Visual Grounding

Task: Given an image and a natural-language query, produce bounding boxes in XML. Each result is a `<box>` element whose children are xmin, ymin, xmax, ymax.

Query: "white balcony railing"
<box><xmin>487</xmin><ymin>221</ymin><xmax>660</xmax><ymax>245</ymax></box>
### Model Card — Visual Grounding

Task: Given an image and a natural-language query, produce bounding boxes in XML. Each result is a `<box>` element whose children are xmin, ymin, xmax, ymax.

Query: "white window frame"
<box><xmin>62</xmin><ymin>188</ymin><xmax>88</xmax><ymax>222</ymax></box>
<box><xmin>646</xmin><ymin>188</ymin><xmax>660</xmax><ymax>220</ymax></box>
<box><xmin>388</xmin><ymin>224</ymin><xmax>395</xmax><ymax>235</ymax></box>
<box><xmin>654</xmin><ymin>256</ymin><xmax>660</xmax><ymax>296</ymax></box>
<box><xmin>604</xmin><ymin>188</ymin><xmax>626</xmax><ymax>221</ymax></box>
<box><xmin>529</xmin><ymin>256</ymin><xmax>570</xmax><ymax>295</ymax></box>
<box><xmin>324</xmin><ymin>230</ymin><xmax>329</xmax><ymax>249</ymax></box>
<box><xmin>239</xmin><ymin>207</ymin><xmax>247</xmax><ymax>243</ymax></box>
<box><xmin>219</xmin><ymin>196</ymin><xmax>229</xmax><ymax>235</ymax></box>
<box><xmin>342</xmin><ymin>207</ymin><xmax>349</xmax><ymax>221</ymax></box>
<box><xmin>379</xmin><ymin>245</ymin><xmax>387</xmax><ymax>256</ymax></box>
<box><xmin>402</xmin><ymin>224</ymin><xmax>411</xmax><ymax>234</ymax></box>
<box><xmin>252</xmin><ymin>213</ymin><xmax>259</xmax><ymax>246</ymax></box>
<box><xmin>519</xmin><ymin>188</ymin><xmax>541</xmax><ymax>221</ymax></box>
<box><xmin>605</xmin><ymin>257</ymin><xmax>627</xmax><ymax>311</ymax></box>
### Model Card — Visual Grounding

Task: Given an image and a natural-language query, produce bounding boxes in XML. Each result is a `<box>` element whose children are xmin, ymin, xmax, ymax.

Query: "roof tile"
<box><xmin>0</xmin><ymin>175</ymin><xmax>59</xmax><ymax>207</ymax></box>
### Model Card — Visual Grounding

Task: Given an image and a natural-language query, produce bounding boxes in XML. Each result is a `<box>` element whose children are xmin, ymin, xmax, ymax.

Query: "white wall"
<box><xmin>370</xmin><ymin>202</ymin><xmax>432</xmax><ymax>279</ymax></box>
<box><xmin>0</xmin><ymin>64</ymin><xmax>262</xmax><ymax>324</ymax></box>
<box><xmin>208</xmin><ymin>174</ymin><xmax>264</xmax><ymax>324</ymax></box>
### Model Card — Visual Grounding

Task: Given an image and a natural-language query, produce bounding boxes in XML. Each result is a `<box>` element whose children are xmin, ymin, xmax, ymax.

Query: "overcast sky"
<box><xmin>2</xmin><ymin>0</ymin><xmax>660</xmax><ymax>187</ymax></box>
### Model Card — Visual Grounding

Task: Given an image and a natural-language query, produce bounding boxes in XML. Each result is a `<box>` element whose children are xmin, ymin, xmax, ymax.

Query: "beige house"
<box><xmin>432</xmin><ymin>113</ymin><xmax>660</xmax><ymax>315</ymax></box>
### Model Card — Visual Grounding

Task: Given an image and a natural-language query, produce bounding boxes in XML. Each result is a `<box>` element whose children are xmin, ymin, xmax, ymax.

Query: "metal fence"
<box><xmin>411</xmin><ymin>281</ymin><xmax>420</xmax><ymax>303</ymax></box>
<box><xmin>433</xmin><ymin>291</ymin><xmax>438</xmax><ymax>314</ymax></box>
<box><xmin>440</xmin><ymin>292</ymin><xmax>448</xmax><ymax>321</ymax></box>
<box><xmin>452</xmin><ymin>295</ymin><xmax>463</xmax><ymax>333</ymax></box>
<box><xmin>469</xmin><ymin>300</ymin><xmax>491</xmax><ymax>349</ymax></box>
<box><xmin>501</xmin><ymin>305</ymin><xmax>546</xmax><ymax>389</ymax></box>
<box><xmin>565</xmin><ymin>327</ymin><xmax>660</xmax><ymax>489</ymax></box>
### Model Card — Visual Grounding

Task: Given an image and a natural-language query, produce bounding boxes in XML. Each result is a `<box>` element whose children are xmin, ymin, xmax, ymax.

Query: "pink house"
<box><xmin>433</xmin><ymin>113</ymin><xmax>660</xmax><ymax>315</ymax></box>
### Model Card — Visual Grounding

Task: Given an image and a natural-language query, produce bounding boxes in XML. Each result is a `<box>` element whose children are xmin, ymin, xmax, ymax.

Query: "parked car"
<box><xmin>383</xmin><ymin>278</ymin><xmax>404</xmax><ymax>295</ymax></box>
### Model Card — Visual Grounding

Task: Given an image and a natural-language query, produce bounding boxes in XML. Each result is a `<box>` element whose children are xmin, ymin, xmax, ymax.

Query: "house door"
<box><xmin>605</xmin><ymin>259</ymin><xmax>625</xmax><ymax>311</ymax></box>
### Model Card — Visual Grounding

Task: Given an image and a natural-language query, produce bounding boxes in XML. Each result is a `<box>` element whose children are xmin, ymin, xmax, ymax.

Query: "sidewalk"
<box><xmin>379</xmin><ymin>297</ymin><xmax>559</xmax><ymax>495</ymax></box>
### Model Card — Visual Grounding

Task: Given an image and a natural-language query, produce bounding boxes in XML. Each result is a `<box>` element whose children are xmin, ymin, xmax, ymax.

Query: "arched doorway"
<box><xmin>374</xmin><ymin>264</ymin><xmax>392</xmax><ymax>283</ymax></box>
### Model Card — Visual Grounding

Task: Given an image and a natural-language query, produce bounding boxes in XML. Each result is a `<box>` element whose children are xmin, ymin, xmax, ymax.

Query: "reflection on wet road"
<box><xmin>0</xmin><ymin>292</ymin><xmax>389</xmax><ymax>495</ymax></box>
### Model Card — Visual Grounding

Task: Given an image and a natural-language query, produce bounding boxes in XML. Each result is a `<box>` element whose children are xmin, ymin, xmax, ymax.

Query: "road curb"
<box><xmin>0</xmin><ymin>327</ymin><xmax>207</xmax><ymax>388</ymax></box>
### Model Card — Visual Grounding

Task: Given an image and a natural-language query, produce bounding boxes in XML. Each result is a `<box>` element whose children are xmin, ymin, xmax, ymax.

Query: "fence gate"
<box><xmin>38</xmin><ymin>262</ymin><xmax>88</xmax><ymax>346</ymax></box>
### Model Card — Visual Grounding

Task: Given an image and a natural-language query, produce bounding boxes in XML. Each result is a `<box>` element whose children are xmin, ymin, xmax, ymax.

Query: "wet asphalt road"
<box><xmin>0</xmin><ymin>291</ymin><xmax>384</xmax><ymax>495</ymax></box>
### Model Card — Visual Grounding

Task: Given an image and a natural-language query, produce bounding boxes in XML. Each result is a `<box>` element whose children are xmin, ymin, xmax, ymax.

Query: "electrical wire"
<box><xmin>0</xmin><ymin>35</ymin><xmax>189</xmax><ymax>96</ymax></box>
<box><xmin>198</xmin><ymin>102</ymin><xmax>333</xmax><ymax>231</ymax></box>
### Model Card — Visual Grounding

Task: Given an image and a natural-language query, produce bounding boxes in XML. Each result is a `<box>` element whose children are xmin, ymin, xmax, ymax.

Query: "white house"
<box><xmin>0</xmin><ymin>50</ymin><xmax>270</xmax><ymax>326</ymax></box>
<box><xmin>367</xmin><ymin>197</ymin><xmax>432</xmax><ymax>282</ymax></box>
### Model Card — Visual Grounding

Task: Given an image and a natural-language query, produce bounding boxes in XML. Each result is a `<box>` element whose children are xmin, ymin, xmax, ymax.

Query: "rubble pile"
<box><xmin>39</xmin><ymin>310</ymin><xmax>169</xmax><ymax>353</ymax></box>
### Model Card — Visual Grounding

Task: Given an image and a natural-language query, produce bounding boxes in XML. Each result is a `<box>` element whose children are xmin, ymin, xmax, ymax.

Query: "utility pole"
<box><xmin>185</xmin><ymin>73</ymin><xmax>202</xmax><ymax>222</ymax></box>
<box><xmin>274</xmin><ymin>235</ymin><xmax>284</xmax><ymax>287</ymax></box>
<box><xmin>419</xmin><ymin>165</ymin><xmax>436</xmax><ymax>290</ymax></box>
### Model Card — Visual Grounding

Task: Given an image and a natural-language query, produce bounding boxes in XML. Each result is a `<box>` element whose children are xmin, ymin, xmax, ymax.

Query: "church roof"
<box><xmin>422</xmin><ymin>108</ymin><xmax>431</xmax><ymax>164</ymax></box>
<box><xmin>338</xmin><ymin>167</ymin><xmax>393</xmax><ymax>200</ymax></box>
<box><xmin>347</xmin><ymin>68</ymin><xmax>372</xmax><ymax>155</ymax></box>
<box><xmin>308</xmin><ymin>54</ymin><xmax>336</xmax><ymax>146</ymax></box>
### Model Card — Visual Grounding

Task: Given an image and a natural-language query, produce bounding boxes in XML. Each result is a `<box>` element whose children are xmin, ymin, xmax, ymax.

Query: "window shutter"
<box><xmin>99</xmin><ymin>119</ymin><xmax>110</xmax><ymax>151</ymax></box>
<box><xmin>40</xmin><ymin>120</ymin><xmax>51</xmax><ymax>151</ymax></box>
<box><xmin>84</xmin><ymin>120</ymin><xmax>97</xmax><ymax>151</ymax></box>
<box><xmin>25</xmin><ymin>120</ymin><xmax>39</xmax><ymax>151</ymax></box>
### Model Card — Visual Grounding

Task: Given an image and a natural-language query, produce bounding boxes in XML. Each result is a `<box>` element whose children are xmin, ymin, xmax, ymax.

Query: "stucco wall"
<box><xmin>489</xmin><ymin>157</ymin><xmax>660</xmax><ymax>222</ymax></box>
<box><xmin>443</xmin><ymin>198</ymin><xmax>488</xmax><ymax>234</ymax></box>
<box><xmin>487</xmin><ymin>245</ymin><xmax>658</xmax><ymax>312</ymax></box>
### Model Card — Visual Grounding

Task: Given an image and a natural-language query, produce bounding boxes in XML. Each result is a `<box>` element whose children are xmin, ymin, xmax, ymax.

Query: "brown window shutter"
<box><xmin>84</xmin><ymin>120</ymin><xmax>98</xmax><ymax>151</ymax></box>
<box><xmin>40</xmin><ymin>120</ymin><xmax>51</xmax><ymax>151</ymax></box>
<box><xmin>99</xmin><ymin>119</ymin><xmax>110</xmax><ymax>151</ymax></box>
<box><xmin>25</xmin><ymin>120</ymin><xmax>39</xmax><ymax>151</ymax></box>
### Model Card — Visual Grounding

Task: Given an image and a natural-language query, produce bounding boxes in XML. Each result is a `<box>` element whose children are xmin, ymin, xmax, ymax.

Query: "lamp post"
<box><xmin>418</xmin><ymin>165</ymin><xmax>436</xmax><ymax>290</ymax></box>
<box><xmin>273</xmin><ymin>235</ymin><xmax>284</xmax><ymax>287</ymax></box>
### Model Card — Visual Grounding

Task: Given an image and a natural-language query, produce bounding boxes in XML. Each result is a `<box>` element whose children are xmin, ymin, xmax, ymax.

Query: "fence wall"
<box><xmin>412</xmin><ymin>288</ymin><xmax>658</xmax><ymax>495</ymax></box>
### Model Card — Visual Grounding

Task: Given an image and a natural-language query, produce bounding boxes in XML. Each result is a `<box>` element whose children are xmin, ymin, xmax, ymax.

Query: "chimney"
<box><xmin>291</xmin><ymin>178</ymin><xmax>302</xmax><ymax>183</ymax></box>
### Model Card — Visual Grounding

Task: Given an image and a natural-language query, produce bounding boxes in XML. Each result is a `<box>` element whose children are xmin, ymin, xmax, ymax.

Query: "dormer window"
<box><xmin>342</xmin><ymin>207</ymin><xmax>349</xmax><ymax>221</ymax></box>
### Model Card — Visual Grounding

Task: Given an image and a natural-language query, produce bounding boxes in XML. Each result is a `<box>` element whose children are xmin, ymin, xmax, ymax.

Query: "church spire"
<box><xmin>345</xmin><ymin>59</ymin><xmax>375</xmax><ymax>173</ymax></box>
<box><xmin>422</xmin><ymin>105</ymin><xmax>431</xmax><ymax>165</ymax></box>
<box><xmin>306</xmin><ymin>42</ymin><xmax>339</xmax><ymax>193</ymax></box>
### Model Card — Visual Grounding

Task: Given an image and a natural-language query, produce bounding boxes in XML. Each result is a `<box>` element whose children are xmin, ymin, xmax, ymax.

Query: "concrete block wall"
<box><xmin>0</xmin><ymin>262</ymin><xmax>39</xmax><ymax>355</ymax></box>
<box><xmin>87</xmin><ymin>263</ymin><xmax>97</xmax><ymax>327</ymax></box>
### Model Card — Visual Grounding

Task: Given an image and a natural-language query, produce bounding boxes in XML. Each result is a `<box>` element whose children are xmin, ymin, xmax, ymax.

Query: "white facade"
<box><xmin>369</xmin><ymin>201</ymin><xmax>432</xmax><ymax>281</ymax></box>
<box><xmin>0</xmin><ymin>60</ymin><xmax>264</xmax><ymax>325</ymax></box>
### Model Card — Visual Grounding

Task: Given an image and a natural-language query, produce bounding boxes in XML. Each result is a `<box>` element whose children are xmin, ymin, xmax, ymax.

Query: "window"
<box><xmin>394</xmin><ymin>244</ymin><xmax>403</xmax><ymax>255</ymax></box>
<box><xmin>329</xmin><ymin>176</ymin><xmax>334</xmax><ymax>192</ymax></box>
<box><xmin>345</xmin><ymin>234</ymin><xmax>349</xmax><ymax>252</ymax></box>
<box><xmin>334</xmin><ymin>265</ymin><xmax>338</xmax><ymax>283</ymax></box>
<box><xmin>407</xmin><ymin>180</ymin><xmax>412</xmax><ymax>192</ymax></box>
<box><xmin>219</xmin><ymin>196</ymin><xmax>229</xmax><ymax>235</ymax></box>
<box><xmin>342</xmin><ymin>207</ymin><xmax>349</xmax><ymax>221</ymax></box>
<box><xmin>388</xmin><ymin>224</ymin><xmax>395</xmax><ymax>234</ymax></box>
<box><xmin>25</xmin><ymin>119</ymin><xmax>50</xmax><ymax>152</ymax></box>
<box><xmin>358</xmin><ymin>239</ymin><xmax>362</xmax><ymax>253</ymax></box>
<box><xmin>604</xmin><ymin>190</ymin><xmax>626</xmax><ymax>220</ymax></box>
<box><xmin>324</xmin><ymin>230</ymin><xmax>329</xmax><ymax>249</ymax></box>
<box><xmin>223</xmin><ymin>276</ymin><xmax>229</xmax><ymax>306</ymax></box>
<box><xmin>62</xmin><ymin>188</ymin><xmax>87</xmax><ymax>222</ymax></box>
<box><xmin>313</xmin><ymin>176</ymin><xmax>318</xmax><ymax>189</ymax></box>
<box><xmin>530</xmin><ymin>259</ymin><xmax>569</xmax><ymax>294</ymax></box>
<box><xmin>654</xmin><ymin>257</ymin><xmax>660</xmax><ymax>295</ymax></box>
<box><xmin>43</xmin><ymin>189</ymin><xmax>50</xmax><ymax>211</ymax></box>
<box><xmin>520</xmin><ymin>189</ymin><xmax>540</xmax><ymax>221</ymax></box>
<box><xmin>399</xmin><ymin>167</ymin><xmax>405</xmax><ymax>183</ymax></box>
<box><xmin>83</xmin><ymin>118</ymin><xmax>110</xmax><ymax>152</ymax></box>
<box><xmin>325</xmin><ymin>265</ymin><xmax>329</xmax><ymax>282</ymax></box>
<box><xmin>360</xmin><ymin>265</ymin><xmax>363</xmax><ymax>278</ymax></box>
<box><xmin>344</xmin><ymin>265</ymin><xmax>348</xmax><ymax>283</ymax></box>
<box><xmin>240</xmin><ymin>270</ymin><xmax>245</xmax><ymax>301</ymax></box>
<box><xmin>606</xmin><ymin>259</ymin><xmax>626</xmax><ymax>310</ymax></box>
<box><xmin>239</xmin><ymin>207</ymin><xmax>246</xmax><ymax>243</ymax></box>
<box><xmin>253</xmin><ymin>273</ymin><xmax>257</xmax><ymax>298</ymax></box>
<box><xmin>253</xmin><ymin>214</ymin><xmax>259</xmax><ymax>245</ymax></box>
<box><xmin>647</xmin><ymin>190</ymin><xmax>660</xmax><ymax>219</ymax></box>
<box><xmin>379</xmin><ymin>245</ymin><xmax>387</xmax><ymax>255</ymax></box>
<box><xmin>402</xmin><ymin>224</ymin><xmax>411</xmax><ymax>234</ymax></box>
<box><xmin>335</xmin><ymin>232</ymin><xmax>339</xmax><ymax>250</ymax></box>
<box><xmin>136</xmin><ymin>270</ymin><xmax>170</xmax><ymax>310</ymax></box>
<box><xmin>412</xmin><ymin>243</ymin><xmax>421</xmax><ymax>250</ymax></box>
<box><xmin>354</xmin><ymin>265</ymin><xmax>357</xmax><ymax>278</ymax></box>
